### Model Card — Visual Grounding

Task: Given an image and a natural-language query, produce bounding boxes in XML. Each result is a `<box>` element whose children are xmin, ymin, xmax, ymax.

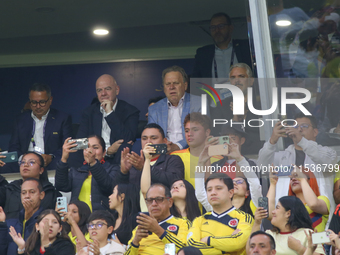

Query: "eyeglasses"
<box><xmin>19</xmin><ymin>160</ymin><xmax>38</xmax><ymax>166</ymax></box>
<box><xmin>87</xmin><ymin>222</ymin><xmax>107</xmax><ymax>230</ymax></box>
<box><xmin>30</xmin><ymin>98</ymin><xmax>50</xmax><ymax>107</ymax></box>
<box><xmin>209</xmin><ymin>23</ymin><xmax>230</xmax><ymax>32</ymax></box>
<box><xmin>145</xmin><ymin>196</ymin><xmax>169</xmax><ymax>205</ymax></box>
<box><xmin>233</xmin><ymin>179</ymin><xmax>245</xmax><ymax>185</ymax></box>
<box><xmin>294</xmin><ymin>124</ymin><xmax>310</xmax><ymax>130</ymax></box>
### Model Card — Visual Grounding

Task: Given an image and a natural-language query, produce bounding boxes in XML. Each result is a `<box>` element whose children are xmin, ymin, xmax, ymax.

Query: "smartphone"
<box><xmin>0</xmin><ymin>151</ymin><xmax>18</xmax><ymax>163</ymax></box>
<box><xmin>258</xmin><ymin>197</ymin><xmax>268</xmax><ymax>214</ymax></box>
<box><xmin>208</xmin><ymin>144</ymin><xmax>229</xmax><ymax>157</ymax></box>
<box><xmin>312</xmin><ymin>231</ymin><xmax>330</xmax><ymax>244</ymax></box>
<box><xmin>56</xmin><ymin>197</ymin><xmax>68</xmax><ymax>220</ymax></box>
<box><xmin>209</xmin><ymin>136</ymin><xmax>230</xmax><ymax>145</ymax></box>
<box><xmin>149</xmin><ymin>144</ymin><xmax>167</xmax><ymax>154</ymax></box>
<box><xmin>68</xmin><ymin>138</ymin><xmax>88</xmax><ymax>150</ymax></box>
<box><xmin>164</xmin><ymin>243</ymin><xmax>176</xmax><ymax>255</ymax></box>
<box><xmin>275</xmin><ymin>166</ymin><xmax>294</xmax><ymax>176</ymax></box>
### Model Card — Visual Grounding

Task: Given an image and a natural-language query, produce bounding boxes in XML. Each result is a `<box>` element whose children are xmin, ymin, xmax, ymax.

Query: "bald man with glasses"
<box><xmin>2</xmin><ymin>83</ymin><xmax>72</xmax><ymax>173</ymax></box>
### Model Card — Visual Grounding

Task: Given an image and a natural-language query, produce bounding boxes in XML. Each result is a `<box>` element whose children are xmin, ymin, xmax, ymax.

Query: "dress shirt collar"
<box><xmin>167</xmin><ymin>94</ymin><xmax>185</xmax><ymax>108</ymax></box>
<box><xmin>215</xmin><ymin>41</ymin><xmax>233</xmax><ymax>52</ymax></box>
<box><xmin>31</xmin><ymin>109</ymin><xmax>50</xmax><ymax>121</ymax></box>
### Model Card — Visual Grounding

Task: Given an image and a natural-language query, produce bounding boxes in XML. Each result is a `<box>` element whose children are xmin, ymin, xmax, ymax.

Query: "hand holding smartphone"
<box><xmin>56</xmin><ymin>197</ymin><xmax>68</xmax><ymax>220</ymax></box>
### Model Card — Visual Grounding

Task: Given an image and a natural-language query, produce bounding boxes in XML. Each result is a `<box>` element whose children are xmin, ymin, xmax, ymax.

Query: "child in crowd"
<box><xmin>77</xmin><ymin>210</ymin><xmax>126</xmax><ymax>255</ymax></box>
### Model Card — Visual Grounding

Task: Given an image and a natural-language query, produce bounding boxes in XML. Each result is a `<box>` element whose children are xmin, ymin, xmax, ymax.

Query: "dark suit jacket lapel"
<box><xmin>204</xmin><ymin>45</ymin><xmax>215</xmax><ymax>77</ymax></box>
<box><xmin>93</xmin><ymin>104</ymin><xmax>103</xmax><ymax>135</ymax></box>
<box><xmin>23</xmin><ymin>112</ymin><xmax>34</xmax><ymax>152</ymax></box>
<box><xmin>44</xmin><ymin>109</ymin><xmax>55</xmax><ymax>149</ymax></box>
<box><xmin>115</xmin><ymin>100</ymin><xmax>124</xmax><ymax>121</ymax></box>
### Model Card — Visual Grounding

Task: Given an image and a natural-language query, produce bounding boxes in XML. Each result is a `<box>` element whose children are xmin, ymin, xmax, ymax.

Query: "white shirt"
<box><xmin>167</xmin><ymin>96</ymin><xmax>184</xmax><ymax>149</ymax></box>
<box><xmin>100</xmin><ymin>99</ymin><xmax>118</xmax><ymax>151</ymax></box>
<box><xmin>78</xmin><ymin>242</ymin><xmax>111</xmax><ymax>255</ymax></box>
<box><xmin>28</xmin><ymin>110</ymin><xmax>50</xmax><ymax>154</ymax></box>
<box><xmin>211</xmin><ymin>43</ymin><xmax>238</xmax><ymax>80</ymax></box>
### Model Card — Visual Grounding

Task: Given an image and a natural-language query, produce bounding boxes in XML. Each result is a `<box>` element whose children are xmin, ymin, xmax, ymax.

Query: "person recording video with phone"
<box><xmin>195</xmin><ymin>124</ymin><xmax>261</xmax><ymax>215</ymax></box>
<box><xmin>54</xmin><ymin>135</ymin><xmax>129</xmax><ymax>212</ymax></box>
<box><xmin>257</xmin><ymin>113</ymin><xmax>337</xmax><ymax>227</ymax></box>
<box><xmin>122</xmin><ymin>123</ymin><xmax>184</xmax><ymax>188</ymax></box>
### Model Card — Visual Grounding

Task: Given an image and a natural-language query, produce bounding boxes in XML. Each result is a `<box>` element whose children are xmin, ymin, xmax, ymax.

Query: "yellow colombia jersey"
<box><xmin>171</xmin><ymin>148</ymin><xmax>222</xmax><ymax>188</ymax></box>
<box><xmin>125</xmin><ymin>215</ymin><xmax>190</xmax><ymax>255</ymax></box>
<box><xmin>187</xmin><ymin>207</ymin><xmax>253</xmax><ymax>255</ymax></box>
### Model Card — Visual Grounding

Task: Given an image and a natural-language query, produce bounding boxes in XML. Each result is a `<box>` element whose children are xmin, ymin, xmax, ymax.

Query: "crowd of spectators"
<box><xmin>0</xmin><ymin>8</ymin><xmax>340</xmax><ymax>255</ymax></box>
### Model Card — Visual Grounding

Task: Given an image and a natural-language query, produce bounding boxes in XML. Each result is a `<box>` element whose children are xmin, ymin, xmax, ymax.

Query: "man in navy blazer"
<box><xmin>74</xmin><ymin>74</ymin><xmax>140</xmax><ymax>166</ymax></box>
<box><xmin>2</xmin><ymin>83</ymin><xmax>72</xmax><ymax>173</ymax></box>
<box><xmin>148</xmin><ymin>66</ymin><xmax>201</xmax><ymax>153</ymax></box>
<box><xmin>191</xmin><ymin>12</ymin><xmax>253</xmax><ymax>78</ymax></box>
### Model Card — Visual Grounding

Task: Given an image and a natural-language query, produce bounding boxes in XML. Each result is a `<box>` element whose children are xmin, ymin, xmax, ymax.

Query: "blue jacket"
<box><xmin>0</xmin><ymin>207</ymin><xmax>44</xmax><ymax>255</ymax></box>
<box><xmin>55</xmin><ymin>160</ymin><xmax>129</xmax><ymax>211</ymax></box>
<box><xmin>148</xmin><ymin>92</ymin><xmax>201</xmax><ymax>149</ymax></box>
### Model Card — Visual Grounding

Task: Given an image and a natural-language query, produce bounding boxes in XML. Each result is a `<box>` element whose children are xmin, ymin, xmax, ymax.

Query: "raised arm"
<box><xmin>140</xmin><ymin>144</ymin><xmax>155</xmax><ymax>198</ymax></box>
<box><xmin>266</xmin><ymin>171</ymin><xmax>277</xmax><ymax>221</ymax></box>
<box><xmin>294</xmin><ymin>168</ymin><xmax>329</xmax><ymax>215</ymax></box>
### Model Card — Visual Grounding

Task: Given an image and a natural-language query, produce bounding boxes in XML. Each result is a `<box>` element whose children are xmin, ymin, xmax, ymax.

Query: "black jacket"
<box><xmin>129</xmin><ymin>154</ymin><xmax>184</xmax><ymax>188</ymax></box>
<box><xmin>21</xmin><ymin>237</ymin><xmax>75</xmax><ymax>255</ymax></box>
<box><xmin>69</xmin><ymin>100</ymin><xmax>140</xmax><ymax>166</ymax></box>
<box><xmin>0</xmin><ymin>179</ymin><xmax>60</xmax><ymax>219</ymax></box>
<box><xmin>55</xmin><ymin>160</ymin><xmax>129</xmax><ymax>211</ymax></box>
<box><xmin>192</xmin><ymin>40</ymin><xmax>253</xmax><ymax>78</ymax></box>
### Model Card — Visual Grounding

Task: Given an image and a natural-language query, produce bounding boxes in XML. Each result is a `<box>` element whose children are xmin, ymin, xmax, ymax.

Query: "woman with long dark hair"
<box><xmin>141</xmin><ymin>144</ymin><xmax>201</xmax><ymax>222</ymax></box>
<box><xmin>267</xmin><ymin>167</ymin><xmax>330</xmax><ymax>232</ymax></box>
<box><xmin>170</xmin><ymin>179</ymin><xmax>201</xmax><ymax>222</ymax></box>
<box><xmin>55</xmin><ymin>135</ymin><xmax>129</xmax><ymax>212</ymax></box>
<box><xmin>108</xmin><ymin>183</ymin><xmax>140</xmax><ymax>245</ymax></box>
<box><xmin>10</xmin><ymin>209</ymin><xmax>75</xmax><ymax>254</ymax></box>
<box><xmin>251</xmin><ymin>196</ymin><xmax>325</xmax><ymax>255</ymax></box>
<box><xmin>57</xmin><ymin>200</ymin><xmax>92</xmax><ymax>247</ymax></box>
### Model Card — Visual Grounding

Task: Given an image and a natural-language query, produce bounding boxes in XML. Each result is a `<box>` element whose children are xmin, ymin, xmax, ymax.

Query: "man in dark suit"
<box><xmin>1</xmin><ymin>83</ymin><xmax>72</xmax><ymax>173</ymax></box>
<box><xmin>74</xmin><ymin>74</ymin><xmax>140</xmax><ymax>166</ymax></box>
<box><xmin>192</xmin><ymin>12</ymin><xmax>253</xmax><ymax>78</ymax></box>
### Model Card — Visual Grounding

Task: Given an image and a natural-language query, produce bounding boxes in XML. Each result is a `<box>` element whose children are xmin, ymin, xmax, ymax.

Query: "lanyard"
<box><xmin>213</xmin><ymin>46</ymin><xmax>235</xmax><ymax>78</ymax></box>
<box><xmin>31</xmin><ymin>120</ymin><xmax>47</xmax><ymax>148</ymax></box>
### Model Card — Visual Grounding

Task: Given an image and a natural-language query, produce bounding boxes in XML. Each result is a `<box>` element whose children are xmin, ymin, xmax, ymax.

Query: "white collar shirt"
<box><xmin>28</xmin><ymin>109</ymin><xmax>50</xmax><ymax>154</ymax></box>
<box><xmin>100</xmin><ymin>99</ymin><xmax>118</xmax><ymax>150</ymax></box>
<box><xmin>167</xmin><ymin>95</ymin><xmax>185</xmax><ymax>149</ymax></box>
